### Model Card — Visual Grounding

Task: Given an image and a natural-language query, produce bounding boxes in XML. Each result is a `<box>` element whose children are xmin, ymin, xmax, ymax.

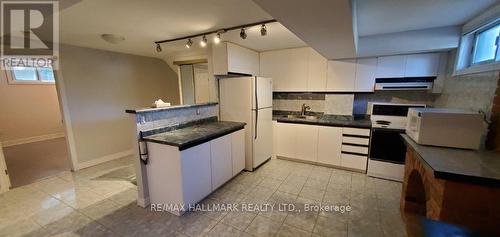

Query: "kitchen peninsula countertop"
<box><xmin>401</xmin><ymin>134</ymin><xmax>500</xmax><ymax>186</ymax></box>
<box><xmin>142</xmin><ymin>120</ymin><xmax>245</xmax><ymax>150</ymax></box>
<box><xmin>273</xmin><ymin>111</ymin><xmax>371</xmax><ymax>129</ymax></box>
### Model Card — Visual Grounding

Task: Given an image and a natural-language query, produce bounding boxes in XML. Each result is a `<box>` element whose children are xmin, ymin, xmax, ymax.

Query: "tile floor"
<box><xmin>0</xmin><ymin>157</ymin><xmax>406</xmax><ymax>237</ymax></box>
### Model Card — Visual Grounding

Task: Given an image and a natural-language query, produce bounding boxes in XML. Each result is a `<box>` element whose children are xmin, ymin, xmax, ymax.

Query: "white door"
<box><xmin>210</xmin><ymin>135</ymin><xmax>232</xmax><ymax>190</ymax></box>
<box><xmin>404</xmin><ymin>53</ymin><xmax>440</xmax><ymax>77</ymax></box>
<box><xmin>231</xmin><ymin>130</ymin><xmax>245</xmax><ymax>176</ymax></box>
<box><xmin>252</xmin><ymin>108</ymin><xmax>273</xmax><ymax>168</ymax></box>
<box><xmin>326</xmin><ymin>59</ymin><xmax>356</xmax><ymax>91</ymax></box>
<box><xmin>376</xmin><ymin>55</ymin><xmax>406</xmax><ymax>78</ymax></box>
<box><xmin>295</xmin><ymin>124</ymin><xmax>319</xmax><ymax>162</ymax></box>
<box><xmin>275</xmin><ymin>122</ymin><xmax>297</xmax><ymax>158</ymax></box>
<box><xmin>0</xmin><ymin>143</ymin><xmax>10</xmax><ymax>193</ymax></box>
<box><xmin>317</xmin><ymin>126</ymin><xmax>343</xmax><ymax>166</ymax></box>
<box><xmin>253</xmin><ymin>77</ymin><xmax>273</xmax><ymax>109</ymax></box>
<box><xmin>355</xmin><ymin>58</ymin><xmax>377</xmax><ymax>92</ymax></box>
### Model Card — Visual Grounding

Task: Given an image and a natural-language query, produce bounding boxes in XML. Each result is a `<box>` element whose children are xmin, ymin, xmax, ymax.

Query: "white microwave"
<box><xmin>406</xmin><ymin>108</ymin><xmax>485</xmax><ymax>150</ymax></box>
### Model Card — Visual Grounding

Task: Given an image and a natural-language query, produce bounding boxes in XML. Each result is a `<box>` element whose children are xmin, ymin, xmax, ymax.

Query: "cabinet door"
<box><xmin>317</xmin><ymin>126</ymin><xmax>342</xmax><ymax>166</ymax></box>
<box><xmin>355</xmin><ymin>58</ymin><xmax>377</xmax><ymax>92</ymax></box>
<box><xmin>227</xmin><ymin>42</ymin><xmax>259</xmax><ymax>75</ymax></box>
<box><xmin>295</xmin><ymin>124</ymin><xmax>319</xmax><ymax>162</ymax></box>
<box><xmin>260</xmin><ymin>48</ymin><xmax>308</xmax><ymax>91</ymax></box>
<box><xmin>326</xmin><ymin>59</ymin><xmax>356</xmax><ymax>91</ymax></box>
<box><xmin>180</xmin><ymin>143</ymin><xmax>212</xmax><ymax>207</ymax></box>
<box><xmin>210</xmin><ymin>135</ymin><xmax>233</xmax><ymax>190</ymax></box>
<box><xmin>231</xmin><ymin>130</ymin><xmax>245</xmax><ymax>176</ymax></box>
<box><xmin>307</xmin><ymin>48</ymin><xmax>327</xmax><ymax>91</ymax></box>
<box><xmin>275</xmin><ymin>122</ymin><xmax>297</xmax><ymax>158</ymax></box>
<box><xmin>376</xmin><ymin>55</ymin><xmax>405</xmax><ymax>78</ymax></box>
<box><xmin>404</xmin><ymin>53</ymin><xmax>440</xmax><ymax>77</ymax></box>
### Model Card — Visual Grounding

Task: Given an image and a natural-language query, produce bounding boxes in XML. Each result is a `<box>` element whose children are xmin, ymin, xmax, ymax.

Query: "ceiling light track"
<box><xmin>154</xmin><ymin>19</ymin><xmax>276</xmax><ymax>44</ymax></box>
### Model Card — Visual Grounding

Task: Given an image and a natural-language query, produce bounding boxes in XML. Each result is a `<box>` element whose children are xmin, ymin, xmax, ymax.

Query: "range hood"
<box><xmin>374</xmin><ymin>77</ymin><xmax>435</xmax><ymax>91</ymax></box>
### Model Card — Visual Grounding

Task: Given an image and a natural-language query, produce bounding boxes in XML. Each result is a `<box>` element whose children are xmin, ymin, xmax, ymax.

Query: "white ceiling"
<box><xmin>59</xmin><ymin>0</ymin><xmax>305</xmax><ymax>58</ymax></box>
<box><xmin>356</xmin><ymin>0</ymin><xmax>499</xmax><ymax>36</ymax></box>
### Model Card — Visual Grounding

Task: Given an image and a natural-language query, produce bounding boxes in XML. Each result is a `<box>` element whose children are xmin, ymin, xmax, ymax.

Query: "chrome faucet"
<box><xmin>301</xmin><ymin>103</ymin><xmax>311</xmax><ymax>116</ymax></box>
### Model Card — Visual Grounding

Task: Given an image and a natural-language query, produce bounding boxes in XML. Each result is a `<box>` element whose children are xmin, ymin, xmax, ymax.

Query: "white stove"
<box><xmin>367</xmin><ymin>103</ymin><xmax>426</xmax><ymax>181</ymax></box>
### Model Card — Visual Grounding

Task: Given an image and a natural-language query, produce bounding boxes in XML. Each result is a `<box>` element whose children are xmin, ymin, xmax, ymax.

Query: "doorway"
<box><xmin>179</xmin><ymin>63</ymin><xmax>210</xmax><ymax>105</ymax></box>
<box><xmin>0</xmin><ymin>66</ymin><xmax>71</xmax><ymax>188</ymax></box>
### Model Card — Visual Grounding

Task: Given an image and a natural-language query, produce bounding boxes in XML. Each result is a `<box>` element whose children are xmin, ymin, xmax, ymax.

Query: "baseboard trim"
<box><xmin>137</xmin><ymin>196</ymin><xmax>150</xmax><ymax>208</ymax></box>
<box><xmin>74</xmin><ymin>149</ymin><xmax>134</xmax><ymax>170</ymax></box>
<box><xmin>2</xmin><ymin>133</ymin><xmax>66</xmax><ymax>147</ymax></box>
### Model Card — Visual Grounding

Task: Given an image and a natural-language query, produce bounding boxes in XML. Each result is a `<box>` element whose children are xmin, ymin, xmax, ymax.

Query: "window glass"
<box><xmin>472</xmin><ymin>24</ymin><xmax>500</xmax><ymax>64</ymax></box>
<box><xmin>37</xmin><ymin>67</ymin><xmax>55</xmax><ymax>82</ymax></box>
<box><xmin>11</xmin><ymin>67</ymin><xmax>38</xmax><ymax>81</ymax></box>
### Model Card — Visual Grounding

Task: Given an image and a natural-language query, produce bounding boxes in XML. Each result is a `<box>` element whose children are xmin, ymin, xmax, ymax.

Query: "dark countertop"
<box><xmin>401</xmin><ymin>134</ymin><xmax>500</xmax><ymax>186</ymax></box>
<box><xmin>126</xmin><ymin>102</ymin><xmax>217</xmax><ymax>114</ymax></box>
<box><xmin>273</xmin><ymin>111</ymin><xmax>371</xmax><ymax>129</ymax></box>
<box><xmin>142</xmin><ymin>120</ymin><xmax>245</xmax><ymax>151</ymax></box>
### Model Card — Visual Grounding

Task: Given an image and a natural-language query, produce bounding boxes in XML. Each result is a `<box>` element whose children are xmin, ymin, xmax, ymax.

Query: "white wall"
<box><xmin>58</xmin><ymin>45</ymin><xmax>180</xmax><ymax>168</ymax></box>
<box><xmin>0</xmin><ymin>70</ymin><xmax>64</xmax><ymax>146</ymax></box>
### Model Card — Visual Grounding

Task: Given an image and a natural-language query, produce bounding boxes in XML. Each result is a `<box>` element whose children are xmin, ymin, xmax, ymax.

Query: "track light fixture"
<box><xmin>155</xmin><ymin>43</ymin><xmax>162</xmax><ymax>53</ymax></box>
<box><xmin>261</xmin><ymin>24</ymin><xmax>267</xmax><ymax>36</ymax></box>
<box><xmin>240</xmin><ymin>28</ymin><xmax>247</xmax><ymax>40</ymax></box>
<box><xmin>213</xmin><ymin>33</ymin><xmax>221</xmax><ymax>44</ymax></box>
<box><xmin>200</xmin><ymin>35</ymin><xmax>207</xmax><ymax>47</ymax></box>
<box><xmin>153</xmin><ymin>19</ymin><xmax>277</xmax><ymax>49</ymax></box>
<box><xmin>185</xmin><ymin>38</ymin><xmax>193</xmax><ymax>48</ymax></box>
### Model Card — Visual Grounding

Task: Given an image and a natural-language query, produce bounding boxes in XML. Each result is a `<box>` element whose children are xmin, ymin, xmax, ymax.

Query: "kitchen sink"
<box><xmin>286</xmin><ymin>114</ymin><xmax>319</xmax><ymax>120</ymax></box>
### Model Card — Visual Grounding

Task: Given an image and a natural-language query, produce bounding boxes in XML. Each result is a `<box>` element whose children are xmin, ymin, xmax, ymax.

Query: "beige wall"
<box><xmin>59</xmin><ymin>45</ymin><xmax>180</xmax><ymax>165</ymax></box>
<box><xmin>0</xmin><ymin>70</ymin><xmax>64</xmax><ymax>144</ymax></box>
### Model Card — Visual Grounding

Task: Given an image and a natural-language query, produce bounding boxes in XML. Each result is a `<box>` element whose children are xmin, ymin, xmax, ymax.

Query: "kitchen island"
<box><xmin>141</xmin><ymin>118</ymin><xmax>245</xmax><ymax>216</ymax></box>
<box><xmin>400</xmin><ymin>134</ymin><xmax>500</xmax><ymax>236</ymax></box>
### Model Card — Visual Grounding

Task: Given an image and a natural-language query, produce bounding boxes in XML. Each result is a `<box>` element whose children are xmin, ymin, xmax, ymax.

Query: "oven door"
<box><xmin>369</xmin><ymin>128</ymin><xmax>407</xmax><ymax>164</ymax></box>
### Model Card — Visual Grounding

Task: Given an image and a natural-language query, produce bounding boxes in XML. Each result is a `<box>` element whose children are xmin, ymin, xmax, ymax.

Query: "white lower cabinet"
<box><xmin>295</xmin><ymin>124</ymin><xmax>319</xmax><ymax>162</ymax></box>
<box><xmin>274</xmin><ymin>122</ymin><xmax>370</xmax><ymax>172</ymax></box>
<box><xmin>145</xmin><ymin>129</ymin><xmax>245</xmax><ymax>216</ymax></box>
<box><xmin>231</xmin><ymin>129</ymin><xmax>245</xmax><ymax>176</ymax></box>
<box><xmin>317</xmin><ymin>126</ymin><xmax>343</xmax><ymax>166</ymax></box>
<box><xmin>211</xmin><ymin>135</ymin><xmax>233</xmax><ymax>190</ymax></box>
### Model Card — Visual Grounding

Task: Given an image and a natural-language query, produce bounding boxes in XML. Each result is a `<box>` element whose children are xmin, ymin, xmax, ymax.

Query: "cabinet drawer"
<box><xmin>342</xmin><ymin>136</ymin><xmax>369</xmax><ymax>145</ymax></box>
<box><xmin>341</xmin><ymin>145</ymin><xmax>368</xmax><ymax>155</ymax></box>
<box><xmin>343</xmin><ymin>128</ymin><xmax>370</xmax><ymax>137</ymax></box>
<box><xmin>341</xmin><ymin>153</ymin><xmax>367</xmax><ymax>171</ymax></box>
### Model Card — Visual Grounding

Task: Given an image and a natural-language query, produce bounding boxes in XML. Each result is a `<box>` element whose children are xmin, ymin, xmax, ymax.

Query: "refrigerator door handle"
<box><xmin>254</xmin><ymin>76</ymin><xmax>258</xmax><ymax>140</ymax></box>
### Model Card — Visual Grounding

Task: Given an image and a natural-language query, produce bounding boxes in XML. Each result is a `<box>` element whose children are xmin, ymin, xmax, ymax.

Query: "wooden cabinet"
<box><xmin>317</xmin><ymin>126</ymin><xmax>343</xmax><ymax>166</ymax></box>
<box><xmin>295</xmin><ymin>124</ymin><xmax>319</xmax><ymax>162</ymax></box>
<box><xmin>231</xmin><ymin>129</ymin><xmax>245</xmax><ymax>176</ymax></box>
<box><xmin>212</xmin><ymin>42</ymin><xmax>259</xmax><ymax>76</ymax></box>
<box><xmin>326</xmin><ymin>59</ymin><xmax>356</xmax><ymax>91</ymax></box>
<box><xmin>376</xmin><ymin>55</ymin><xmax>406</xmax><ymax>78</ymax></box>
<box><xmin>210</xmin><ymin>134</ymin><xmax>233</xmax><ymax>190</ymax></box>
<box><xmin>260</xmin><ymin>47</ymin><xmax>325</xmax><ymax>91</ymax></box>
<box><xmin>355</xmin><ymin>58</ymin><xmax>377</xmax><ymax>92</ymax></box>
<box><xmin>405</xmin><ymin>53</ymin><xmax>440</xmax><ymax>77</ymax></box>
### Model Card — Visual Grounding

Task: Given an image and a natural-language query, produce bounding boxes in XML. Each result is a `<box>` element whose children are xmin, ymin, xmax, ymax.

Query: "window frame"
<box><xmin>470</xmin><ymin>21</ymin><xmax>500</xmax><ymax>66</ymax></box>
<box><xmin>5</xmin><ymin>66</ymin><xmax>56</xmax><ymax>85</ymax></box>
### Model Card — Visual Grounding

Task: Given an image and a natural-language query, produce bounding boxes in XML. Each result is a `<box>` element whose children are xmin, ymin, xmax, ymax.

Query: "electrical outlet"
<box><xmin>196</xmin><ymin>108</ymin><xmax>201</xmax><ymax>115</ymax></box>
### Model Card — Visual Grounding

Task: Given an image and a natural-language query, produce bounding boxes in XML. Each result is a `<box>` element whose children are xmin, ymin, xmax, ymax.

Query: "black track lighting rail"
<box><xmin>154</xmin><ymin>19</ymin><xmax>277</xmax><ymax>44</ymax></box>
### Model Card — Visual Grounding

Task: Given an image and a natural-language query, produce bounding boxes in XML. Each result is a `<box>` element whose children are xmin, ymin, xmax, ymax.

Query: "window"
<box><xmin>7</xmin><ymin>66</ymin><xmax>55</xmax><ymax>84</ymax></box>
<box><xmin>472</xmin><ymin>23</ymin><xmax>500</xmax><ymax>65</ymax></box>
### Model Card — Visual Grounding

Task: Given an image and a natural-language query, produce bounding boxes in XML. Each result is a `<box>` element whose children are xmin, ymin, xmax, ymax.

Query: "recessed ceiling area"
<box><xmin>59</xmin><ymin>0</ymin><xmax>305</xmax><ymax>58</ymax></box>
<box><xmin>356</xmin><ymin>0</ymin><xmax>498</xmax><ymax>36</ymax></box>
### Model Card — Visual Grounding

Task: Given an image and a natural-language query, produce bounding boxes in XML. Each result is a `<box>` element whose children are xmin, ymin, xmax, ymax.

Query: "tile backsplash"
<box><xmin>273</xmin><ymin>92</ymin><xmax>354</xmax><ymax>115</ymax></box>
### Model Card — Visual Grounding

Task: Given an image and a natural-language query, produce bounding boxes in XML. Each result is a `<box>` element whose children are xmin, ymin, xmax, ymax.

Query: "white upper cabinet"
<box><xmin>355</xmin><ymin>58</ymin><xmax>377</xmax><ymax>92</ymax></box>
<box><xmin>326</xmin><ymin>59</ymin><xmax>356</xmax><ymax>91</ymax></box>
<box><xmin>376</xmin><ymin>55</ymin><xmax>406</xmax><ymax>78</ymax></box>
<box><xmin>213</xmin><ymin>42</ymin><xmax>259</xmax><ymax>76</ymax></box>
<box><xmin>404</xmin><ymin>53</ymin><xmax>440</xmax><ymax>77</ymax></box>
<box><xmin>307</xmin><ymin>48</ymin><xmax>327</xmax><ymax>91</ymax></box>
<box><xmin>260</xmin><ymin>47</ymin><xmax>324</xmax><ymax>92</ymax></box>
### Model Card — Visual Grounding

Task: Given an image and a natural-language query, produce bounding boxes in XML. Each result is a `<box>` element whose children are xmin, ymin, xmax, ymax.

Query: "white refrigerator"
<box><xmin>219</xmin><ymin>76</ymin><xmax>273</xmax><ymax>171</ymax></box>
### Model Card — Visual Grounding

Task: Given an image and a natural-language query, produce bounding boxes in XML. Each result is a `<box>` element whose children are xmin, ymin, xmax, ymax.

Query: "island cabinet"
<box><xmin>145</xmin><ymin>129</ymin><xmax>245</xmax><ymax>216</ymax></box>
<box><xmin>274</xmin><ymin>122</ymin><xmax>370</xmax><ymax>172</ymax></box>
